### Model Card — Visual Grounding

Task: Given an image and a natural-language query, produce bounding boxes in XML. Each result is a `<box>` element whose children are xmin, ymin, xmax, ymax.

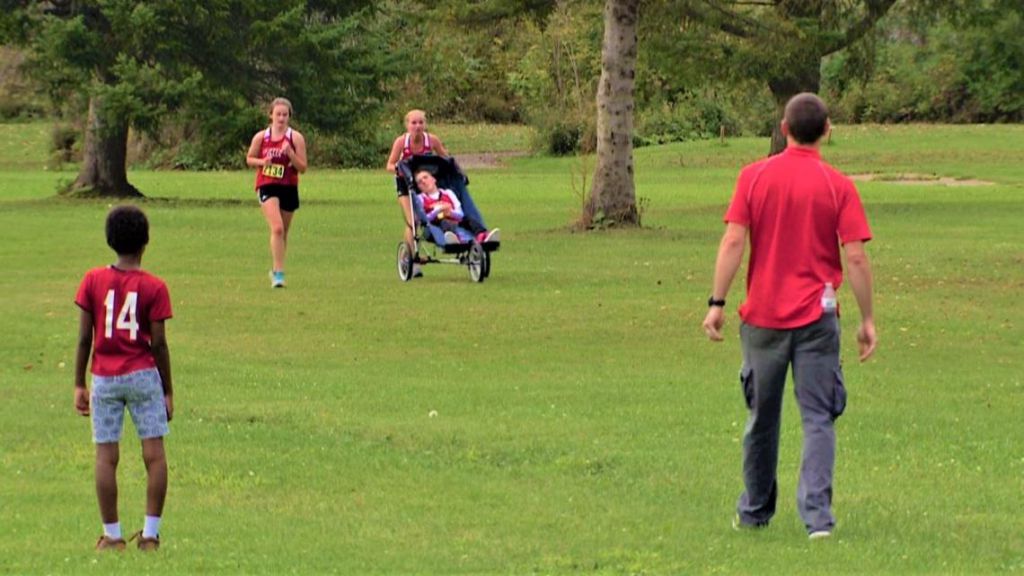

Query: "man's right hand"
<box><xmin>702</xmin><ymin>307</ymin><xmax>726</xmax><ymax>341</ymax></box>
<box><xmin>857</xmin><ymin>319</ymin><xmax>877</xmax><ymax>361</ymax></box>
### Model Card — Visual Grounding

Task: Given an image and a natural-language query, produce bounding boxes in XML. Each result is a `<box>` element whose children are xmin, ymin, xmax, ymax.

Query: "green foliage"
<box><xmin>644</xmin><ymin>0</ymin><xmax>899</xmax><ymax>92</ymax></box>
<box><xmin>506</xmin><ymin>1</ymin><xmax>602</xmax><ymax>154</ymax></box>
<box><xmin>48</xmin><ymin>122</ymin><xmax>79</xmax><ymax>169</ymax></box>
<box><xmin>306</xmin><ymin>125</ymin><xmax>391</xmax><ymax>168</ymax></box>
<box><xmin>379</xmin><ymin>0</ymin><xmax>544</xmax><ymax>124</ymax></box>
<box><xmin>169</xmin><ymin>93</ymin><xmax>267</xmax><ymax>170</ymax></box>
<box><xmin>959</xmin><ymin>9</ymin><xmax>1024</xmax><ymax>120</ymax></box>
<box><xmin>634</xmin><ymin>85</ymin><xmax>775</xmax><ymax>146</ymax></box>
<box><xmin>182</xmin><ymin>2</ymin><xmax>400</xmax><ymax>168</ymax></box>
<box><xmin>5</xmin><ymin>0</ymin><xmax>1024</xmax><ymax>166</ymax></box>
<box><xmin>12</xmin><ymin>0</ymin><xmax>396</xmax><ymax>169</ymax></box>
<box><xmin>824</xmin><ymin>3</ymin><xmax>1024</xmax><ymax>123</ymax></box>
<box><xmin>0</xmin><ymin>47</ymin><xmax>44</xmax><ymax>120</ymax></box>
<box><xmin>421</xmin><ymin>0</ymin><xmax>555</xmax><ymax>23</ymax></box>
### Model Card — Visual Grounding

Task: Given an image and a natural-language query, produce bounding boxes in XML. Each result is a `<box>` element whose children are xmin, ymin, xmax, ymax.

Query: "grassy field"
<box><xmin>431</xmin><ymin>123</ymin><xmax>534</xmax><ymax>154</ymax></box>
<box><xmin>1</xmin><ymin>122</ymin><xmax>1022</xmax><ymax>574</ymax></box>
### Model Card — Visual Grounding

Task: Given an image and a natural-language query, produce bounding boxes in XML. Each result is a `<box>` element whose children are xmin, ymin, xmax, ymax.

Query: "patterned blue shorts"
<box><xmin>91</xmin><ymin>368</ymin><xmax>169</xmax><ymax>444</ymax></box>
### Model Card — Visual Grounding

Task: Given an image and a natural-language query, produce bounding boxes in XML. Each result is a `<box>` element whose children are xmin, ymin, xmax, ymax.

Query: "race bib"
<box><xmin>262</xmin><ymin>163</ymin><xmax>285</xmax><ymax>179</ymax></box>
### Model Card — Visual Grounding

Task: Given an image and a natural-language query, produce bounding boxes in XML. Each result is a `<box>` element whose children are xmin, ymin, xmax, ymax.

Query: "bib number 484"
<box><xmin>104</xmin><ymin>290</ymin><xmax>139</xmax><ymax>341</ymax></box>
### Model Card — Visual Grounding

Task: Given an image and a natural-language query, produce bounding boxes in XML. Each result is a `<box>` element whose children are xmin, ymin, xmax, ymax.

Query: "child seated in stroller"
<box><xmin>414</xmin><ymin>169</ymin><xmax>500</xmax><ymax>245</ymax></box>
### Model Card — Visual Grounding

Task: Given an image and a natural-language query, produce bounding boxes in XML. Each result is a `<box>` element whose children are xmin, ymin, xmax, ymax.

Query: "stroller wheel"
<box><xmin>482</xmin><ymin>250</ymin><xmax>491</xmax><ymax>278</ymax></box>
<box><xmin>468</xmin><ymin>242</ymin><xmax>486</xmax><ymax>283</ymax></box>
<box><xmin>397</xmin><ymin>242</ymin><xmax>415</xmax><ymax>282</ymax></box>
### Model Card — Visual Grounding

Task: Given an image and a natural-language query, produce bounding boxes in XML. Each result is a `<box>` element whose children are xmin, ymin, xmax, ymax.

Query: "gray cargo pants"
<box><xmin>735</xmin><ymin>311</ymin><xmax>847</xmax><ymax>533</ymax></box>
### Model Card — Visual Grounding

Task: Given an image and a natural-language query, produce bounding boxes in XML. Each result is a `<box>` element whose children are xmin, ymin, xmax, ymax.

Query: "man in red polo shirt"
<box><xmin>701</xmin><ymin>93</ymin><xmax>877</xmax><ymax>540</ymax></box>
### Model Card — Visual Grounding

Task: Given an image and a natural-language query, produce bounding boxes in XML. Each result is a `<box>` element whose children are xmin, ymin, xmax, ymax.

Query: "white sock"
<box><xmin>143</xmin><ymin>515</ymin><xmax>161</xmax><ymax>539</ymax></box>
<box><xmin>103</xmin><ymin>521</ymin><xmax>122</xmax><ymax>539</ymax></box>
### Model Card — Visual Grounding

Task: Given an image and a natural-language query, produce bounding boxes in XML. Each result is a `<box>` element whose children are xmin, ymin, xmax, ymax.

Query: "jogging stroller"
<box><xmin>395</xmin><ymin>155</ymin><xmax>500</xmax><ymax>283</ymax></box>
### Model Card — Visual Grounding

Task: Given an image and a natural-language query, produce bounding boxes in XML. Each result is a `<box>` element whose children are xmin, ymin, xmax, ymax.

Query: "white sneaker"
<box><xmin>483</xmin><ymin>228</ymin><xmax>501</xmax><ymax>243</ymax></box>
<box><xmin>808</xmin><ymin>530</ymin><xmax>832</xmax><ymax>540</ymax></box>
<box><xmin>412</xmin><ymin>264</ymin><xmax>423</xmax><ymax>278</ymax></box>
<box><xmin>443</xmin><ymin>231</ymin><xmax>461</xmax><ymax>244</ymax></box>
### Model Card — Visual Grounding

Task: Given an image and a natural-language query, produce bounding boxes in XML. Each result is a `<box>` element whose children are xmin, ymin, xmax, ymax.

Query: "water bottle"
<box><xmin>821</xmin><ymin>282</ymin><xmax>837</xmax><ymax>313</ymax></box>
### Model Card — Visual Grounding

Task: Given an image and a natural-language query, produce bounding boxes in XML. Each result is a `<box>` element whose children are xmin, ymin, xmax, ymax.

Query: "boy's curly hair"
<box><xmin>105</xmin><ymin>205</ymin><xmax>149</xmax><ymax>256</ymax></box>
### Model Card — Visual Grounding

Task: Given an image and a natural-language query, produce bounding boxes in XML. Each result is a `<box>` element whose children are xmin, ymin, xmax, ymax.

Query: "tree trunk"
<box><xmin>767</xmin><ymin>57</ymin><xmax>823</xmax><ymax>156</ymax></box>
<box><xmin>582</xmin><ymin>0</ymin><xmax>639</xmax><ymax>229</ymax></box>
<box><xmin>69</xmin><ymin>94</ymin><xmax>142</xmax><ymax>198</ymax></box>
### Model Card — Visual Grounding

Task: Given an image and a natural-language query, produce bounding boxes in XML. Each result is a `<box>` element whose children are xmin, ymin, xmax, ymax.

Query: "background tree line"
<box><xmin>1</xmin><ymin>0</ymin><xmax>1020</xmax><ymax>178</ymax></box>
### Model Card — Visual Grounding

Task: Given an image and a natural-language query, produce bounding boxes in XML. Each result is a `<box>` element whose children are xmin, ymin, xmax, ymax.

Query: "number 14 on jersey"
<box><xmin>104</xmin><ymin>290</ymin><xmax>139</xmax><ymax>341</ymax></box>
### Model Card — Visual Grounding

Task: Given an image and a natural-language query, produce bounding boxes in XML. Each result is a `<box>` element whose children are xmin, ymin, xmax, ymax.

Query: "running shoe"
<box><xmin>270</xmin><ymin>270</ymin><xmax>286</xmax><ymax>288</ymax></box>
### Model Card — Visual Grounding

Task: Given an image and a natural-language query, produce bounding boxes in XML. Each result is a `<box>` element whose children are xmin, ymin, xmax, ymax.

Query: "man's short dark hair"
<box><xmin>784</xmin><ymin>93</ymin><xmax>830</xmax><ymax>144</ymax></box>
<box><xmin>105</xmin><ymin>205</ymin><xmax>149</xmax><ymax>255</ymax></box>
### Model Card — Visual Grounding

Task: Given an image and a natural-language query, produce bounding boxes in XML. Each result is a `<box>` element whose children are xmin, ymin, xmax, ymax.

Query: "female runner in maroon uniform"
<box><xmin>246</xmin><ymin>97</ymin><xmax>308</xmax><ymax>288</ymax></box>
<box><xmin>386</xmin><ymin>109</ymin><xmax>450</xmax><ymax>276</ymax></box>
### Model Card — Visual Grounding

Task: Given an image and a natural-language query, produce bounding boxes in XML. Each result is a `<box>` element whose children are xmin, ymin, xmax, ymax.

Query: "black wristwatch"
<box><xmin>708</xmin><ymin>297</ymin><xmax>726</xmax><ymax>308</ymax></box>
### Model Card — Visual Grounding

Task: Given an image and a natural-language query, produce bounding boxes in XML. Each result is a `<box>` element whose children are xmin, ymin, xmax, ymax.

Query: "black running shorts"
<box><xmin>258</xmin><ymin>185</ymin><xmax>300</xmax><ymax>212</ymax></box>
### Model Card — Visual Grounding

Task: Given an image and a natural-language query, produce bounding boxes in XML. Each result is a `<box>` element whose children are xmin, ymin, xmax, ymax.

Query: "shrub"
<box><xmin>0</xmin><ymin>47</ymin><xmax>45</xmax><ymax>120</ymax></box>
<box><xmin>634</xmin><ymin>86</ymin><xmax>773</xmax><ymax>147</ymax></box>
<box><xmin>50</xmin><ymin>123</ymin><xmax>77</xmax><ymax>161</ymax></box>
<box><xmin>306</xmin><ymin>127</ymin><xmax>390</xmax><ymax>168</ymax></box>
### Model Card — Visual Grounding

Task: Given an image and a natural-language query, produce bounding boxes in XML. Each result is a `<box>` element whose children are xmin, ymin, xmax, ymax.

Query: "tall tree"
<box><xmin>583</xmin><ymin>0</ymin><xmax>640</xmax><ymax>228</ymax></box>
<box><xmin>676</xmin><ymin>0</ymin><xmax>897</xmax><ymax>154</ymax></box>
<box><xmin>6</xmin><ymin>0</ymin><xmax>384</xmax><ymax>197</ymax></box>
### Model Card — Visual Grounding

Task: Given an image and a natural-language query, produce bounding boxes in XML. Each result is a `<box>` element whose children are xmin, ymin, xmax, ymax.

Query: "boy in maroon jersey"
<box><xmin>74</xmin><ymin>205</ymin><xmax>173</xmax><ymax>551</ymax></box>
<box><xmin>413</xmin><ymin>169</ymin><xmax>500</xmax><ymax>245</ymax></box>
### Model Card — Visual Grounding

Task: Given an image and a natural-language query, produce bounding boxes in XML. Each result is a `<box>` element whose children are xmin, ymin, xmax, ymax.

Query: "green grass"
<box><xmin>1</xmin><ymin>123</ymin><xmax>1022</xmax><ymax>574</ymax></box>
<box><xmin>431</xmin><ymin>122</ymin><xmax>535</xmax><ymax>154</ymax></box>
<box><xmin>0</xmin><ymin>121</ymin><xmax>53</xmax><ymax>171</ymax></box>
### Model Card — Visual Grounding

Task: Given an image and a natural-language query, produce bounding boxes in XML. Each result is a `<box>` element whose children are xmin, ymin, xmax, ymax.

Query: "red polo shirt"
<box><xmin>725</xmin><ymin>146</ymin><xmax>871</xmax><ymax>329</ymax></box>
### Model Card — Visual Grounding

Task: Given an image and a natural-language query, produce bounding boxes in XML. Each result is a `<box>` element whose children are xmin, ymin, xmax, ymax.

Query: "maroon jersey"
<box><xmin>401</xmin><ymin>132</ymin><xmax>433</xmax><ymax>161</ymax></box>
<box><xmin>254</xmin><ymin>127</ymin><xmax>299</xmax><ymax>189</ymax></box>
<box><xmin>419</xmin><ymin>188</ymin><xmax>463</xmax><ymax>222</ymax></box>
<box><xmin>75</xmin><ymin>266</ymin><xmax>173</xmax><ymax>376</ymax></box>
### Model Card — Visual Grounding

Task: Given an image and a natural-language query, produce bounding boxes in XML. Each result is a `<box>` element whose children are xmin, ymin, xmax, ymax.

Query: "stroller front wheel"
<box><xmin>468</xmin><ymin>242</ymin><xmax>486</xmax><ymax>283</ymax></box>
<box><xmin>397</xmin><ymin>241</ymin><xmax>415</xmax><ymax>282</ymax></box>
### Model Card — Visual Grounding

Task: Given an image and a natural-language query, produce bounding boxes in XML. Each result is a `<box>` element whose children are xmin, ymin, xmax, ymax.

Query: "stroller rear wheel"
<box><xmin>397</xmin><ymin>241</ymin><xmax>415</xmax><ymax>282</ymax></box>
<box><xmin>468</xmin><ymin>242</ymin><xmax>486</xmax><ymax>283</ymax></box>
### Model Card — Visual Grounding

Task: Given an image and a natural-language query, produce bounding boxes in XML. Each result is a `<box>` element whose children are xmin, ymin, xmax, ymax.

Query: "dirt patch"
<box><xmin>849</xmin><ymin>173</ymin><xmax>993</xmax><ymax>186</ymax></box>
<box><xmin>456</xmin><ymin>151</ymin><xmax>528</xmax><ymax>170</ymax></box>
